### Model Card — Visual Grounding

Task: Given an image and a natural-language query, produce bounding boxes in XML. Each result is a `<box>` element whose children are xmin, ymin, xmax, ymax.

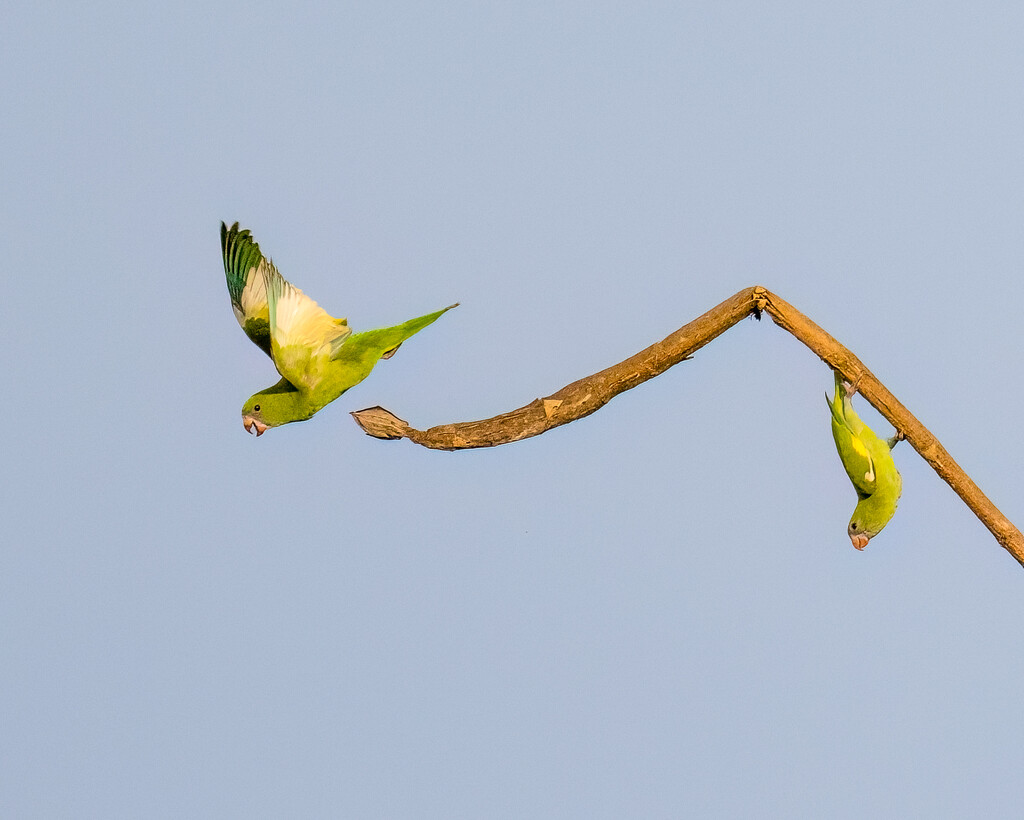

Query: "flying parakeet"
<box><xmin>826</xmin><ymin>371</ymin><xmax>902</xmax><ymax>549</ymax></box>
<box><xmin>221</xmin><ymin>222</ymin><xmax>456</xmax><ymax>435</ymax></box>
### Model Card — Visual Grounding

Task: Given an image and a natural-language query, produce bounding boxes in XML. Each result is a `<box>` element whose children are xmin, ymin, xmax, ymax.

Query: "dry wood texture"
<box><xmin>352</xmin><ymin>286</ymin><xmax>1024</xmax><ymax>567</ymax></box>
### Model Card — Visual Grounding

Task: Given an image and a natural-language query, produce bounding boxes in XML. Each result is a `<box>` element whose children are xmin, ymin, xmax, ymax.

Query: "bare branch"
<box><xmin>352</xmin><ymin>286</ymin><xmax>1024</xmax><ymax>567</ymax></box>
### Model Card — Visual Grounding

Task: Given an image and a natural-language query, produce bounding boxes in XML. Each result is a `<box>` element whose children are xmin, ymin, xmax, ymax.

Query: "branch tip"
<box><xmin>350</xmin><ymin>406</ymin><xmax>411</xmax><ymax>440</ymax></box>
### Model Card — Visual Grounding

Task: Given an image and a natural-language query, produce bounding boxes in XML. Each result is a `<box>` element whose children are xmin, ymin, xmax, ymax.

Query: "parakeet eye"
<box><xmin>254</xmin><ymin>404</ymin><xmax>261</xmax><ymax>411</ymax></box>
<box><xmin>850</xmin><ymin>523</ymin><xmax>858</xmax><ymax>530</ymax></box>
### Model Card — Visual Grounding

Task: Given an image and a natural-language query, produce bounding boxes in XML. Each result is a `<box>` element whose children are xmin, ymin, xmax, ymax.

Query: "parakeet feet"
<box><xmin>843</xmin><ymin>373</ymin><xmax>863</xmax><ymax>398</ymax></box>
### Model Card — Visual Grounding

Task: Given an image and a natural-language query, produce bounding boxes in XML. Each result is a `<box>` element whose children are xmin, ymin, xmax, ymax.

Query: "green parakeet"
<box><xmin>221</xmin><ymin>222</ymin><xmax>456</xmax><ymax>435</ymax></box>
<box><xmin>826</xmin><ymin>371</ymin><xmax>902</xmax><ymax>549</ymax></box>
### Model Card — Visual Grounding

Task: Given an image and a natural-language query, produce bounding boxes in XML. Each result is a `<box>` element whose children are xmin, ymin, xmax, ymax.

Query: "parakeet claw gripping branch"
<box><xmin>220</xmin><ymin>222</ymin><xmax>456</xmax><ymax>435</ymax></box>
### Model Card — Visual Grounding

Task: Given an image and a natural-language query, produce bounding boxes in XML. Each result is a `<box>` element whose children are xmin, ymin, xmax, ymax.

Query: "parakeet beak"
<box><xmin>243</xmin><ymin>416</ymin><xmax>268</xmax><ymax>436</ymax></box>
<box><xmin>850</xmin><ymin>533</ymin><xmax>870</xmax><ymax>550</ymax></box>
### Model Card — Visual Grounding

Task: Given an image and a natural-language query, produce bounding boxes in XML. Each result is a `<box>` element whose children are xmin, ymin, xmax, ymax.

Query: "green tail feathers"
<box><xmin>333</xmin><ymin>303</ymin><xmax>458</xmax><ymax>362</ymax></box>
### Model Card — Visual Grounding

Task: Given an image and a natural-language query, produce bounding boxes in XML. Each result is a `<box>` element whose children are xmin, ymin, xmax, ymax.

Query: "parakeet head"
<box><xmin>847</xmin><ymin>517</ymin><xmax>874</xmax><ymax>550</ymax></box>
<box><xmin>845</xmin><ymin>474</ymin><xmax>901</xmax><ymax>550</ymax></box>
<box><xmin>241</xmin><ymin>397</ymin><xmax>270</xmax><ymax>436</ymax></box>
<box><xmin>240</xmin><ymin>380</ymin><xmax>310</xmax><ymax>436</ymax></box>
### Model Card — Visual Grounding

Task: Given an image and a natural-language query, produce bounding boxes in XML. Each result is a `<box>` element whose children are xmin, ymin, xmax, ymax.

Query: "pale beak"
<box><xmin>243</xmin><ymin>416</ymin><xmax>268</xmax><ymax>437</ymax></box>
<box><xmin>850</xmin><ymin>532</ymin><xmax>870</xmax><ymax>550</ymax></box>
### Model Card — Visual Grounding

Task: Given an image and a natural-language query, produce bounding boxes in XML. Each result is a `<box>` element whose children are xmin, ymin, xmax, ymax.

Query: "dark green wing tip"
<box><xmin>220</xmin><ymin>220</ymin><xmax>241</xmax><ymax>255</ymax></box>
<box><xmin>220</xmin><ymin>221</ymin><xmax>264</xmax><ymax>304</ymax></box>
<box><xmin>221</xmin><ymin>221</ymin><xmax>255</xmax><ymax>260</ymax></box>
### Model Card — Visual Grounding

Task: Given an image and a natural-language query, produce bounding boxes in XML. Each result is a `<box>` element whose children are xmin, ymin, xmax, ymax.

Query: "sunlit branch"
<box><xmin>352</xmin><ymin>286</ymin><xmax>1024</xmax><ymax>568</ymax></box>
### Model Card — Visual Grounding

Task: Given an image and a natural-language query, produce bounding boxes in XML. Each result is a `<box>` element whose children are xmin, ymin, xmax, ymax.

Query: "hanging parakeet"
<box><xmin>826</xmin><ymin>371</ymin><xmax>902</xmax><ymax>549</ymax></box>
<box><xmin>221</xmin><ymin>222</ymin><xmax>456</xmax><ymax>435</ymax></box>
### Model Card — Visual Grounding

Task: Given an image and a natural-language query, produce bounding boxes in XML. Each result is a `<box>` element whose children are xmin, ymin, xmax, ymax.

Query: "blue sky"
<box><xmin>4</xmin><ymin>2</ymin><xmax>1024</xmax><ymax>817</ymax></box>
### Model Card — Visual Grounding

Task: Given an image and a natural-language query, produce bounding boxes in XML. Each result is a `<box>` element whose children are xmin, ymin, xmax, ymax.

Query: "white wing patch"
<box><xmin>264</xmin><ymin>263</ymin><xmax>350</xmax><ymax>353</ymax></box>
<box><xmin>236</xmin><ymin>260</ymin><xmax>270</xmax><ymax>326</ymax></box>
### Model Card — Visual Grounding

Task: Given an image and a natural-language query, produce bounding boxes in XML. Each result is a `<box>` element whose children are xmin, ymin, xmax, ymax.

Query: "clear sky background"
<box><xmin>4</xmin><ymin>2</ymin><xmax>1024</xmax><ymax>817</ymax></box>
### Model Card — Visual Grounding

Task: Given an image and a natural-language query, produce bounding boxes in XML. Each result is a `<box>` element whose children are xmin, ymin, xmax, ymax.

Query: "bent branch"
<box><xmin>352</xmin><ymin>286</ymin><xmax>1024</xmax><ymax>567</ymax></box>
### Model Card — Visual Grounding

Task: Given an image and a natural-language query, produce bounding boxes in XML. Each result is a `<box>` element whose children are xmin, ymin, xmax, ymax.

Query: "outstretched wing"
<box><xmin>221</xmin><ymin>222</ymin><xmax>273</xmax><ymax>357</ymax></box>
<box><xmin>264</xmin><ymin>264</ymin><xmax>351</xmax><ymax>390</ymax></box>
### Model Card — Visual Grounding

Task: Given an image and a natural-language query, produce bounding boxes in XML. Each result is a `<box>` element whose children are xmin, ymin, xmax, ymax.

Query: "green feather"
<box><xmin>220</xmin><ymin>221</ymin><xmax>272</xmax><ymax>357</ymax></box>
<box><xmin>330</xmin><ymin>304</ymin><xmax>458</xmax><ymax>361</ymax></box>
<box><xmin>827</xmin><ymin>371</ymin><xmax>902</xmax><ymax>549</ymax></box>
<box><xmin>220</xmin><ymin>222</ymin><xmax>262</xmax><ymax>309</ymax></box>
<box><xmin>224</xmin><ymin>223</ymin><xmax>457</xmax><ymax>435</ymax></box>
<box><xmin>242</xmin><ymin>304</ymin><xmax>458</xmax><ymax>431</ymax></box>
